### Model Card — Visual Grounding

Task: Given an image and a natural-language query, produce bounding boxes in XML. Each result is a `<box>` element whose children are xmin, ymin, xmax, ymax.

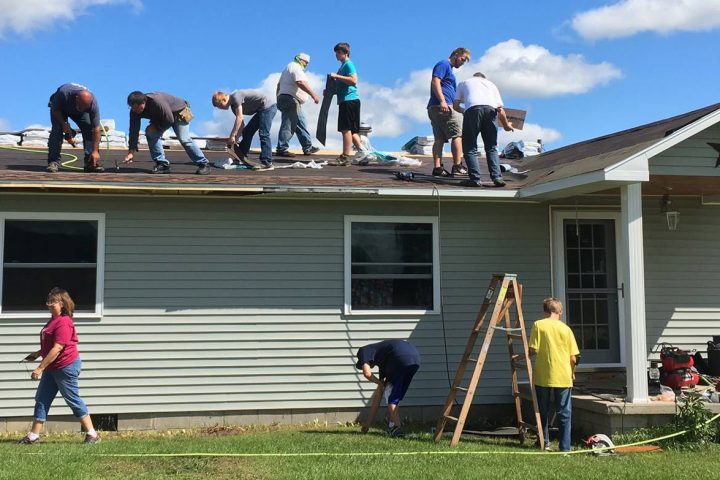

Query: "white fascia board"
<box><xmin>376</xmin><ymin>187</ymin><xmax>518</xmax><ymax>198</ymax></box>
<box><xmin>604</xmin><ymin>152</ymin><xmax>650</xmax><ymax>181</ymax></box>
<box><xmin>605</xmin><ymin>108</ymin><xmax>720</xmax><ymax>174</ymax></box>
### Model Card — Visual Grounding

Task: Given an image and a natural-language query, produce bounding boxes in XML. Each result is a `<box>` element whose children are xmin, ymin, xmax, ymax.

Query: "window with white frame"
<box><xmin>344</xmin><ymin>216</ymin><xmax>439</xmax><ymax>313</ymax></box>
<box><xmin>1</xmin><ymin>213</ymin><xmax>105</xmax><ymax>315</ymax></box>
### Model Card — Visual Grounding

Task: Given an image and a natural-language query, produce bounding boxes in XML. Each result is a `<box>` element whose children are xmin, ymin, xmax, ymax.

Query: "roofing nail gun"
<box><xmin>64</xmin><ymin>128</ymin><xmax>78</xmax><ymax>147</ymax></box>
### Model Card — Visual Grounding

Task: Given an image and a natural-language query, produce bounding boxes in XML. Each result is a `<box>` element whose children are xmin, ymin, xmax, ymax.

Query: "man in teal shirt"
<box><xmin>328</xmin><ymin>42</ymin><xmax>362</xmax><ymax>166</ymax></box>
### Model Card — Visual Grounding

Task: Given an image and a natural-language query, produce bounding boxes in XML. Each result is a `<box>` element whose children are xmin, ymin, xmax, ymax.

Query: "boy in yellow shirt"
<box><xmin>528</xmin><ymin>298</ymin><xmax>579</xmax><ymax>452</ymax></box>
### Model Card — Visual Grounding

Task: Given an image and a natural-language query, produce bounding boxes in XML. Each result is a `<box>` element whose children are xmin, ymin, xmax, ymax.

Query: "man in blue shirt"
<box><xmin>356</xmin><ymin>339</ymin><xmax>421</xmax><ymax>437</ymax></box>
<box><xmin>47</xmin><ymin>83</ymin><xmax>104</xmax><ymax>173</ymax></box>
<box><xmin>327</xmin><ymin>42</ymin><xmax>362</xmax><ymax>167</ymax></box>
<box><xmin>427</xmin><ymin>48</ymin><xmax>471</xmax><ymax>177</ymax></box>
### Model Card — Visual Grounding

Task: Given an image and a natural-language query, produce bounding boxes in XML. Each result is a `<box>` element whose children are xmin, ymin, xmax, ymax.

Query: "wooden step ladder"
<box><xmin>433</xmin><ymin>273</ymin><xmax>544</xmax><ymax>448</ymax></box>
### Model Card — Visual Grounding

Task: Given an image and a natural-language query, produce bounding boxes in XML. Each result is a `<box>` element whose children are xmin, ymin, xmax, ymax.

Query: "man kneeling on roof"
<box><xmin>124</xmin><ymin>91</ymin><xmax>211</xmax><ymax>175</ymax></box>
<box><xmin>47</xmin><ymin>83</ymin><xmax>103</xmax><ymax>173</ymax></box>
<box><xmin>356</xmin><ymin>339</ymin><xmax>421</xmax><ymax>437</ymax></box>
<box><xmin>212</xmin><ymin>90</ymin><xmax>277</xmax><ymax>171</ymax></box>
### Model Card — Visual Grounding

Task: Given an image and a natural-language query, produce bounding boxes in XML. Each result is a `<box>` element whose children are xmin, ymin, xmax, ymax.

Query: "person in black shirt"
<box><xmin>356</xmin><ymin>339</ymin><xmax>420</xmax><ymax>437</ymax></box>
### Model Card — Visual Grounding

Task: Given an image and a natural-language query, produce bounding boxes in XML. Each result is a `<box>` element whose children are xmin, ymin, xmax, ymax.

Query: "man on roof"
<box><xmin>427</xmin><ymin>48</ymin><xmax>471</xmax><ymax>178</ymax></box>
<box><xmin>124</xmin><ymin>91</ymin><xmax>211</xmax><ymax>175</ymax></box>
<box><xmin>47</xmin><ymin>83</ymin><xmax>104</xmax><ymax>173</ymax></box>
<box><xmin>212</xmin><ymin>90</ymin><xmax>278</xmax><ymax>171</ymax></box>
<box><xmin>276</xmin><ymin>53</ymin><xmax>321</xmax><ymax>158</ymax></box>
<box><xmin>453</xmin><ymin>72</ymin><xmax>513</xmax><ymax>188</ymax></box>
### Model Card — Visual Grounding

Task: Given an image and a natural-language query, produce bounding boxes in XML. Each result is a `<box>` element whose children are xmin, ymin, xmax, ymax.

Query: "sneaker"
<box><xmin>460</xmin><ymin>179</ymin><xmax>482</xmax><ymax>188</ymax></box>
<box><xmin>275</xmin><ymin>150</ymin><xmax>296</xmax><ymax>158</ymax></box>
<box><xmin>303</xmin><ymin>146</ymin><xmax>320</xmax><ymax>155</ymax></box>
<box><xmin>18</xmin><ymin>435</ymin><xmax>39</xmax><ymax>444</ymax></box>
<box><xmin>252</xmin><ymin>163</ymin><xmax>275</xmax><ymax>171</ymax></box>
<box><xmin>432</xmin><ymin>166</ymin><xmax>451</xmax><ymax>177</ymax></box>
<box><xmin>46</xmin><ymin>161</ymin><xmax>60</xmax><ymax>173</ymax></box>
<box><xmin>387</xmin><ymin>426</ymin><xmax>405</xmax><ymax>438</ymax></box>
<box><xmin>328</xmin><ymin>154</ymin><xmax>351</xmax><ymax>167</ymax></box>
<box><xmin>152</xmin><ymin>162</ymin><xmax>171</xmax><ymax>174</ymax></box>
<box><xmin>451</xmin><ymin>164</ymin><xmax>468</xmax><ymax>176</ymax></box>
<box><xmin>84</xmin><ymin>433</ymin><xmax>101</xmax><ymax>444</ymax></box>
<box><xmin>195</xmin><ymin>163</ymin><xmax>211</xmax><ymax>175</ymax></box>
<box><xmin>493</xmin><ymin>178</ymin><xmax>507</xmax><ymax>187</ymax></box>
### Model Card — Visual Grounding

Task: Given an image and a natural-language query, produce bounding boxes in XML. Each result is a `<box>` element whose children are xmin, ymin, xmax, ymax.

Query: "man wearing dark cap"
<box><xmin>47</xmin><ymin>83</ymin><xmax>103</xmax><ymax>173</ymax></box>
<box><xmin>355</xmin><ymin>339</ymin><xmax>421</xmax><ymax>437</ymax></box>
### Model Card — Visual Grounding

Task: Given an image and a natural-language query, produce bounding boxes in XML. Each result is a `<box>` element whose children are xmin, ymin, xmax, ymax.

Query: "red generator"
<box><xmin>659</xmin><ymin>345</ymin><xmax>699</xmax><ymax>389</ymax></box>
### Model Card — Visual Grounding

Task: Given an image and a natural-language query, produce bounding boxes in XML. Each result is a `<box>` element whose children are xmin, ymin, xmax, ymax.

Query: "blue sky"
<box><xmin>0</xmin><ymin>0</ymin><xmax>719</xmax><ymax>152</ymax></box>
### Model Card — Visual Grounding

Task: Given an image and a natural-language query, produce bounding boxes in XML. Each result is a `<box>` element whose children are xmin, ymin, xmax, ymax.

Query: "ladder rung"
<box><xmin>468</xmin><ymin>357</ymin><xmax>478</xmax><ymax>363</ymax></box>
<box><xmin>444</xmin><ymin>415</ymin><xmax>460</xmax><ymax>423</ymax></box>
<box><xmin>453</xmin><ymin>386</ymin><xmax>469</xmax><ymax>392</ymax></box>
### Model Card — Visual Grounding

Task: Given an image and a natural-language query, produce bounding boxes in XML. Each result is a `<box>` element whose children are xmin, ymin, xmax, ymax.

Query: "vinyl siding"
<box><xmin>643</xmin><ymin>197</ymin><xmax>720</xmax><ymax>355</ymax></box>
<box><xmin>0</xmin><ymin>194</ymin><xmax>551</xmax><ymax>417</ymax></box>
<box><xmin>650</xmin><ymin>123</ymin><xmax>720</xmax><ymax>176</ymax></box>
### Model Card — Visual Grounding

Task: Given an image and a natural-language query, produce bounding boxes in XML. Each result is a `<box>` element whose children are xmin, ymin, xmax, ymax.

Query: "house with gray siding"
<box><xmin>1</xmin><ymin>102</ymin><xmax>719</xmax><ymax>432</ymax></box>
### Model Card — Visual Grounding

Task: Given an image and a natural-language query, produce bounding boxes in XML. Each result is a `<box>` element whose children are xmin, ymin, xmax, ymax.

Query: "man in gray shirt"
<box><xmin>212</xmin><ymin>90</ymin><xmax>277</xmax><ymax>171</ymax></box>
<box><xmin>124</xmin><ymin>91</ymin><xmax>210</xmax><ymax>175</ymax></box>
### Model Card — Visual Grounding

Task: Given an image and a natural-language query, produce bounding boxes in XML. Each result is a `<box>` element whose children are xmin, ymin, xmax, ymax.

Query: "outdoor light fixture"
<box><xmin>660</xmin><ymin>189</ymin><xmax>680</xmax><ymax>231</ymax></box>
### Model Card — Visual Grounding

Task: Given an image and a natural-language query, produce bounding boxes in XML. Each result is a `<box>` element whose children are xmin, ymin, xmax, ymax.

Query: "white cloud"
<box><xmin>470</xmin><ymin>40</ymin><xmax>622</xmax><ymax>97</ymax></box>
<box><xmin>571</xmin><ymin>0</ymin><xmax>720</xmax><ymax>40</ymax></box>
<box><xmin>0</xmin><ymin>0</ymin><xmax>142</xmax><ymax>37</ymax></box>
<box><xmin>200</xmin><ymin>40</ymin><xmax>607</xmax><ymax>150</ymax></box>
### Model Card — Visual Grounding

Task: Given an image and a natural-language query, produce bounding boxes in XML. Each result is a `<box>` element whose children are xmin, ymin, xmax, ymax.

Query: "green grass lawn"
<box><xmin>2</xmin><ymin>423</ymin><xmax>719</xmax><ymax>480</ymax></box>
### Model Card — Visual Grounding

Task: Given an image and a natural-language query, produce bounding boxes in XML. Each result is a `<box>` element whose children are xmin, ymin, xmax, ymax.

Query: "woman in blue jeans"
<box><xmin>19</xmin><ymin>288</ymin><xmax>100</xmax><ymax>444</ymax></box>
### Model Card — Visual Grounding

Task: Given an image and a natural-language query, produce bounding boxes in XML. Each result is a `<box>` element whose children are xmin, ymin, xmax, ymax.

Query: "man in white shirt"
<box><xmin>453</xmin><ymin>73</ymin><xmax>513</xmax><ymax>187</ymax></box>
<box><xmin>276</xmin><ymin>53</ymin><xmax>321</xmax><ymax>157</ymax></box>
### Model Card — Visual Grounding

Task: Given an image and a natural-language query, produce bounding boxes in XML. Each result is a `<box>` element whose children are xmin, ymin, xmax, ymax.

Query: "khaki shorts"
<box><xmin>428</xmin><ymin>106</ymin><xmax>462</xmax><ymax>143</ymax></box>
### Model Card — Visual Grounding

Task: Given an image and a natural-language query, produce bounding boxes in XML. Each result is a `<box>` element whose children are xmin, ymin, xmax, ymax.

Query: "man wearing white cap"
<box><xmin>276</xmin><ymin>53</ymin><xmax>321</xmax><ymax>157</ymax></box>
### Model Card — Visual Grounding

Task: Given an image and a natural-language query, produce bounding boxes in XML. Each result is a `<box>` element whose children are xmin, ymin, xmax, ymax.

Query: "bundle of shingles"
<box><xmin>0</xmin><ymin>133</ymin><xmax>21</xmax><ymax>145</ymax></box>
<box><xmin>401</xmin><ymin>135</ymin><xmax>434</xmax><ymax>155</ymax></box>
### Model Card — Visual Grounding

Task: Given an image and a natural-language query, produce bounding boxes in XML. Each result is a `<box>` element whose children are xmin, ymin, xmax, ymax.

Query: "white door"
<box><xmin>553</xmin><ymin>211</ymin><xmax>625</xmax><ymax>366</ymax></box>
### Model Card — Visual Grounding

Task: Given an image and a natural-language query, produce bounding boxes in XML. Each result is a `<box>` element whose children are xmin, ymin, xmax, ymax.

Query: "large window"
<box><xmin>1</xmin><ymin>213</ymin><xmax>105</xmax><ymax>316</ymax></box>
<box><xmin>344</xmin><ymin>216</ymin><xmax>439</xmax><ymax>314</ymax></box>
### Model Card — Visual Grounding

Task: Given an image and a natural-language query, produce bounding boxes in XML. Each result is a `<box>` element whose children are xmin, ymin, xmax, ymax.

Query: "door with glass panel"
<box><xmin>560</xmin><ymin>218</ymin><xmax>621</xmax><ymax>364</ymax></box>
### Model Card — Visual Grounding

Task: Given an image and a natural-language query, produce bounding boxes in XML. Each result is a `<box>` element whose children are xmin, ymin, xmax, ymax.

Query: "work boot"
<box><xmin>46</xmin><ymin>161</ymin><xmax>60</xmax><ymax>173</ymax></box>
<box><xmin>83</xmin><ymin>433</ymin><xmax>101</xmax><ymax>444</ymax></box>
<box><xmin>195</xmin><ymin>163</ymin><xmax>211</xmax><ymax>175</ymax></box>
<box><xmin>303</xmin><ymin>146</ymin><xmax>320</xmax><ymax>155</ymax></box>
<box><xmin>387</xmin><ymin>425</ymin><xmax>405</xmax><ymax>438</ymax></box>
<box><xmin>451</xmin><ymin>164</ymin><xmax>468</xmax><ymax>176</ymax></box>
<box><xmin>275</xmin><ymin>150</ymin><xmax>296</xmax><ymax>158</ymax></box>
<box><xmin>152</xmin><ymin>162</ymin><xmax>171</xmax><ymax>174</ymax></box>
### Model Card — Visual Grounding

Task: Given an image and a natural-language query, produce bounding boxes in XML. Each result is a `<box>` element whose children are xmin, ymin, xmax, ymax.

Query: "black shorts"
<box><xmin>338</xmin><ymin>99</ymin><xmax>360</xmax><ymax>133</ymax></box>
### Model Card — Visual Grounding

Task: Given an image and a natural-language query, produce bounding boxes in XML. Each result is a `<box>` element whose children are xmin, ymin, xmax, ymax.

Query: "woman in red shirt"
<box><xmin>19</xmin><ymin>288</ymin><xmax>100</xmax><ymax>444</ymax></box>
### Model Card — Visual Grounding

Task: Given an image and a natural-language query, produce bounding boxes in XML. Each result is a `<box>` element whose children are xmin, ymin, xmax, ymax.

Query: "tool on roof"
<box><xmin>394</xmin><ymin>171</ymin><xmax>415</xmax><ymax>181</ymax></box>
<box><xmin>433</xmin><ymin>274</ymin><xmax>544</xmax><ymax>448</ymax></box>
<box><xmin>64</xmin><ymin>128</ymin><xmax>78</xmax><ymax>147</ymax></box>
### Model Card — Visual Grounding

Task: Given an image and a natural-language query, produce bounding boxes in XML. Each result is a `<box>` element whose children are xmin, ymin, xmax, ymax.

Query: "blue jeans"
<box><xmin>535</xmin><ymin>386</ymin><xmax>572</xmax><ymax>451</ymax></box>
<box><xmin>277</xmin><ymin>94</ymin><xmax>314</xmax><ymax>153</ymax></box>
<box><xmin>146</xmin><ymin>118</ymin><xmax>208</xmax><ymax>165</ymax></box>
<box><xmin>462</xmin><ymin>105</ymin><xmax>502</xmax><ymax>184</ymax></box>
<box><xmin>48</xmin><ymin>110</ymin><xmax>94</xmax><ymax>164</ymax></box>
<box><xmin>34</xmin><ymin>356</ymin><xmax>89</xmax><ymax>421</ymax></box>
<box><xmin>238</xmin><ymin>104</ymin><xmax>278</xmax><ymax>166</ymax></box>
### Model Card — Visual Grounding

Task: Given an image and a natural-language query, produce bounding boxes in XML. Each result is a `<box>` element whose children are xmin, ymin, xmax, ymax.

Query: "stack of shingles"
<box><xmin>0</xmin><ymin>133</ymin><xmax>21</xmax><ymax>145</ymax></box>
